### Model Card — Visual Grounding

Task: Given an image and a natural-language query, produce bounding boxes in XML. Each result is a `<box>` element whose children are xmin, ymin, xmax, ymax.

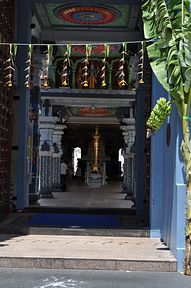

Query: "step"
<box><xmin>0</xmin><ymin>212</ymin><xmax>149</xmax><ymax>237</ymax></box>
<box><xmin>0</xmin><ymin>234</ymin><xmax>177</xmax><ymax>272</ymax></box>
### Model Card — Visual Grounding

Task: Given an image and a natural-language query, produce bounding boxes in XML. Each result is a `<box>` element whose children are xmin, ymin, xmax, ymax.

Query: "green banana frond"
<box><xmin>168</xmin><ymin>0</ymin><xmax>190</xmax><ymax>31</ymax></box>
<box><xmin>142</xmin><ymin>0</ymin><xmax>157</xmax><ymax>39</ymax></box>
<box><xmin>142</xmin><ymin>0</ymin><xmax>191</xmax><ymax>115</ymax></box>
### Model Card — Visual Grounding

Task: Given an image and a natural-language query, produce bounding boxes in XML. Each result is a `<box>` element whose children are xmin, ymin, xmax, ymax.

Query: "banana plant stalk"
<box><xmin>142</xmin><ymin>0</ymin><xmax>191</xmax><ymax>275</ymax></box>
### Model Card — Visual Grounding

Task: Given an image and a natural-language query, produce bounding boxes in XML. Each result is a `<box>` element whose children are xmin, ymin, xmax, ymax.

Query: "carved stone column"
<box><xmin>120</xmin><ymin>118</ymin><xmax>135</xmax><ymax>200</ymax></box>
<box><xmin>52</xmin><ymin>124</ymin><xmax>67</xmax><ymax>191</ymax></box>
<box><xmin>39</xmin><ymin>116</ymin><xmax>57</xmax><ymax>198</ymax></box>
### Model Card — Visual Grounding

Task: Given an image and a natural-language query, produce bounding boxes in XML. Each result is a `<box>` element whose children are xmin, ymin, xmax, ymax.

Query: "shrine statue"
<box><xmin>76</xmin><ymin>66</ymin><xmax>83</xmax><ymax>89</ymax></box>
<box><xmin>88</xmin><ymin>62</ymin><xmax>99</xmax><ymax>89</ymax></box>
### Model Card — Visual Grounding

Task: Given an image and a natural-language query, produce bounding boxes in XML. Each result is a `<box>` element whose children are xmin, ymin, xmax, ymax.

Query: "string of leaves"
<box><xmin>118</xmin><ymin>43</ymin><xmax>127</xmax><ymax>87</ymax></box>
<box><xmin>61</xmin><ymin>44</ymin><xmax>71</xmax><ymax>87</ymax></box>
<box><xmin>101</xmin><ymin>44</ymin><xmax>110</xmax><ymax>87</ymax></box>
<box><xmin>25</xmin><ymin>44</ymin><xmax>33</xmax><ymax>88</ymax></box>
<box><xmin>40</xmin><ymin>44</ymin><xmax>53</xmax><ymax>88</ymax></box>
<box><xmin>82</xmin><ymin>44</ymin><xmax>92</xmax><ymax>87</ymax></box>
<box><xmin>4</xmin><ymin>44</ymin><xmax>15</xmax><ymax>87</ymax></box>
<box><xmin>137</xmin><ymin>41</ymin><xmax>144</xmax><ymax>83</ymax></box>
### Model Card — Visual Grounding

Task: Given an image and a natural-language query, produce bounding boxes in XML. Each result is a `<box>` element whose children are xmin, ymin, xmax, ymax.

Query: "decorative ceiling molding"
<box><xmin>54</xmin><ymin>5</ymin><xmax>121</xmax><ymax>25</ymax></box>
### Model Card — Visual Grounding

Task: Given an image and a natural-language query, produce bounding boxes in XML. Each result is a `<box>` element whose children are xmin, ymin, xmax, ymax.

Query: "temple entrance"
<box><xmin>38</xmin><ymin>123</ymin><xmax>135</xmax><ymax>211</ymax></box>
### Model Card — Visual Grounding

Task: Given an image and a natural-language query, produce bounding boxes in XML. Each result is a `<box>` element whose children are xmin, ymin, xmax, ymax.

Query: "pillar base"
<box><xmin>40</xmin><ymin>194</ymin><xmax>54</xmax><ymax>199</ymax></box>
<box><xmin>40</xmin><ymin>191</ymin><xmax>54</xmax><ymax>199</ymax></box>
<box><xmin>29</xmin><ymin>194</ymin><xmax>40</xmax><ymax>205</ymax></box>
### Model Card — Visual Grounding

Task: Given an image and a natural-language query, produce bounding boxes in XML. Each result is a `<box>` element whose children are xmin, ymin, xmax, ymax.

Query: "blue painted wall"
<box><xmin>150</xmin><ymin>75</ymin><xmax>186</xmax><ymax>271</ymax></box>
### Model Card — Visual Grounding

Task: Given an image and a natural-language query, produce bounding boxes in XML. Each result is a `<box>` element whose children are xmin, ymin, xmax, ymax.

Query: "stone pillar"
<box><xmin>16</xmin><ymin>0</ymin><xmax>32</xmax><ymax>209</ymax></box>
<box><xmin>39</xmin><ymin>116</ymin><xmax>57</xmax><ymax>198</ymax></box>
<box><xmin>135</xmin><ymin>84</ymin><xmax>146</xmax><ymax>215</ymax></box>
<box><xmin>29</xmin><ymin>53</ymin><xmax>42</xmax><ymax>205</ymax></box>
<box><xmin>52</xmin><ymin>124</ymin><xmax>67</xmax><ymax>191</ymax></box>
<box><xmin>120</xmin><ymin>119</ymin><xmax>135</xmax><ymax>200</ymax></box>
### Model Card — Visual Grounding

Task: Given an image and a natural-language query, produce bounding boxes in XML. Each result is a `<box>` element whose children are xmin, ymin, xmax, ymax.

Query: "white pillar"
<box><xmin>52</xmin><ymin>124</ymin><xmax>67</xmax><ymax>191</ymax></box>
<box><xmin>39</xmin><ymin>116</ymin><xmax>57</xmax><ymax>198</ymax></box>
<box><xmin>120</xmin><ymin>118</ymin><xmax>135</xmax><ymax>200</ymax></box>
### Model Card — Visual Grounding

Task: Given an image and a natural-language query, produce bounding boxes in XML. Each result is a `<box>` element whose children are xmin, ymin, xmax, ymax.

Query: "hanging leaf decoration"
<box><xmin>137</xmin><ymin>41</ymin><xmax>144</xmax><ymax>83</ymax></box>
<box><xmin>118</xmin><ymin>43</ymin><xmax>127</xmax><ymax>88</ymax></box>
<box><xmin>25</xmin><ymin>44</ymin><xmax>33</xmax><ymax>88</ymax></box>
<box><xmin>81</xmin><ymin>44</ymin><xmax>89</xmax><ymax>87</ymax></box>
<box><xmin>60</xmin><ymin>44</ymin><xmax>72</xmax><ymax>87</ymax></box>
<box><xmin>40</xmin><ymin>44</ymin><xmax>53</xmax><ymax>89</ymax></box>
<box><xmin>101</xmin><ymin>44</ymin><xmax>109</xmax><ymax>87</ymax></box>
<box><xmin>4</xmin><ymin>44</ymin><xmax>15</xmax><ymax>88</ymax></box>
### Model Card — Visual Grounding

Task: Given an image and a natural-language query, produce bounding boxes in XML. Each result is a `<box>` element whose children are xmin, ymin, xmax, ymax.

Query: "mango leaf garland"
<box><xmin>118</xmin><ymin>43</ymin><xmax>127</xmax><ymax>88</ymax></box>
<box><xmin>4</xmin><ymin>44</ymin><xmax>15</xmax><ymax>88</ymax></box>
<box><xmin>40</xmin><ymin>44</ymin><xmax>53</xmax><ymax>89</ymax></box>
<box><xmin>137</xmin><ymin>41</ymin><xmax>144</xmax><ymax>83</ymax></box>
<box><xmin>101</xmin><ymin>44</ymin><xmax>109</xmax><ymax>87</ymax></box>
<box><xmin>81</xmin><ymin>44</ymin><xmax>90</xmax><ymax>87</ymax></box>
<box><xmin>25</xmin><ymin>44</ymin><xmax>33</xmax><ymax>88</ymax></box>
<box><xmin>61</xmin><ymin>44</ymin><xmax>71</xmax><ymax>87</ymax></box>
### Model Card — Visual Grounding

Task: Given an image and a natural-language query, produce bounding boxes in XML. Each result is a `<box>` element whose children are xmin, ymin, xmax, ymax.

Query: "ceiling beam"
<box><xmin>66</xmin><ymin>116</ymin><xmax>120</xmax><ymax>125</ymax></box>
<box><xmin>41</xmin><ymin>97</ymin><xmax>134</xmax><ymax>108</ymax></box>
<box><xmin>40</xmin><ymin>29</ymin><xmax>142</xmax><ymax>43</ymax></box>
<box><xmin>31</xmin><ymin>0</ymin><xmax>141</xmax><ymax>5</ymax></box>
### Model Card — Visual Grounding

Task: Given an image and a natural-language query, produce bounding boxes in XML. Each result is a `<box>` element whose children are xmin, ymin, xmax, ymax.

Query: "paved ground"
<box><xmin>0</xmin><ymin>268</ymin><xmax>190</xmax><ymax>288</ymax></box>
<box><xmin>38</xmin><ymin>181</ymin><xmax>134</xmax><ymax>209</ymax></box>
<box><xmin>0</xmin><ymin>234</ymin><xmax>176</xmax><ymax>271</ymax></box>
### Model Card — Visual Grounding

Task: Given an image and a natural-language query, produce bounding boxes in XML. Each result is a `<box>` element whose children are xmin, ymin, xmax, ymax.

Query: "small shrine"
<box><xmin>82</xmin><ymin>127</ymin><xmax>110</xmax><ymax>188</ymax></box>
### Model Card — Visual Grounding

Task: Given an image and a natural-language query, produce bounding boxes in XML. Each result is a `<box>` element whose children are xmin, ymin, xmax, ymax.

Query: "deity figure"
<box><xmin>76</xmin><ymin>66</ymin><xmax>83</xmax><ymax>89</ymax></box>
<box><xmin>43</xmin><ymin>99</ymin><xmax>51</xmax><ymax>116</ymax></box>
<box><xmin>88</xmin><ymin>62</ymin><xmax>99</xmax><ymax>89</ymax></box>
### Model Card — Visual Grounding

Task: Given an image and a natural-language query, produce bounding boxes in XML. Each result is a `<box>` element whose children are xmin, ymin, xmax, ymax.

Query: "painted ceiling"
<box><xmin>67</xmin><ymin>107</ymin><xmax>116</xmax><ymax>117</ymax></box>
<box><xmin>57</xmin><ymin>44</ymin><xmax>121</xmax><ymax>57</ymax></box>
<box><xmin>45</xmin><ymin>4</ymin><xmax>129</xmax><ymax>28</ymax></box>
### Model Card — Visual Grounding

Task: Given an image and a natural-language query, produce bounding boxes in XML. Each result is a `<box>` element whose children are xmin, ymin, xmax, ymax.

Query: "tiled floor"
<box><xmin>38</xmin><ymin>180</ymin><xmax>134</xmax><ymax>209</ymax></box>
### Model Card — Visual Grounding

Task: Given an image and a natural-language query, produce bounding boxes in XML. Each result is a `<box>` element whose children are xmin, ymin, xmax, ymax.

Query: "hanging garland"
<box><xmin>137</xmin><ymin>41</ymin><xmax>144</xmax><ymax>84</ymax></box>
<box><xmin>4</xmin><ymin>44</ymin><xmax>15</xmax><ymax>88</ymax></box>
<box><xmin>118</xmin><ymin>43</ymin><xmax>127</xmax><ymax>88</ymax></box>
<box><xmin>40</xmin><ymin>44</ymin><xmax>53</xmax><ymax>89</ymax></box>
<box><xmin>0</xmin><ymin>41</ymin><xmax>151</xmax><ymax>89</ymax></box>
<box><xmin>81</xmin><ymin>44</ymin><xmax>92</xmax><ymax>87</ymax></box>
<box><xmin>25</xmin><ymin>44</ymin><xmax>33</xmax><ymax>88</ymax></box>
<box><xmin>101</xmin><ymin>44</ymin><xmax>110</xmax><ymax>87</ymax></box>
<box><xmin>61</xmin><ymin>44</ymin><xmax>71</xmax><ymax>87</ymax></box>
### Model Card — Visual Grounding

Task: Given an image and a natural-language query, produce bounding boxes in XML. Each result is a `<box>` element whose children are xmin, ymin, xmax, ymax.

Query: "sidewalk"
<box><xmin>0</xmin><ymin>234</ymin><xmax>177</xmax><ymax>271</ymax></box>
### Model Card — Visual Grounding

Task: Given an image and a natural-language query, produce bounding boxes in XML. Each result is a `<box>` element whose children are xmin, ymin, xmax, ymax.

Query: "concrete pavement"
<box><xmin>0</xmin><ymin>268</ymin><xmax>190</xmax><ymax>288</ymax></box>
